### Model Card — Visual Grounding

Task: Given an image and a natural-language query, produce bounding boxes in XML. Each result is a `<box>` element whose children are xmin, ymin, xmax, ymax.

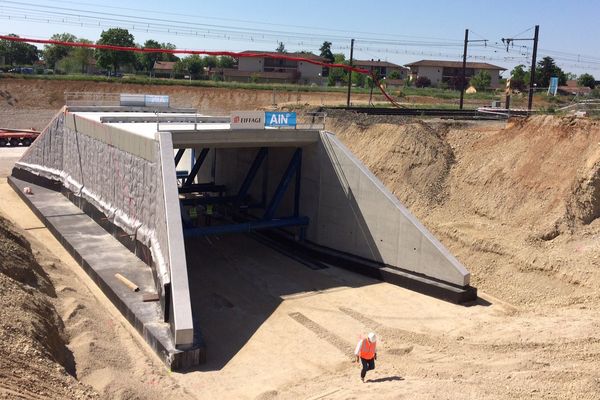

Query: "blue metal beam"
<box><xmin>235</xmin><ymin>147</ymin><xmax>268</xmax><ymax>206</ymax></box>
<box><xmin>178</xmin><ymin>183</ymin><xmax>226</xmax><ymax>194</ymax></box>
<box><xmin>174</xmin><ymin>148</ymin><xmax>185</xmax><ymax>167</ymax></box>
<box><xmin>183</xmin><ymin>216</ymin><xmax>309</xmax><ymax>238</ymax></box>
<box><xmin>264</xmin><ymin>148</ymin><xmax>302</xmax><ymax>220</ymax></box>
<box><xmin>180</xmin><ymin>196</ymin><xmax>234</xmax><ymax>206</ymax></box>
<box><xmin>183</xmin><ymin>148</ymin><xmax>210</xmax><ymax>187</ymax></box>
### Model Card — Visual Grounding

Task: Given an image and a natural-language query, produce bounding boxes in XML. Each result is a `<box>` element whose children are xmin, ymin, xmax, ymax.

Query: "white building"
<box><xmin>406</xmin><ymin>60</ymin><xmax>506</xmax><ymax>89</ymax></box>
<box><xmin>217</xmin><ymin>51</ymin><xmax>326</xmax><ymax>85</ymax></box>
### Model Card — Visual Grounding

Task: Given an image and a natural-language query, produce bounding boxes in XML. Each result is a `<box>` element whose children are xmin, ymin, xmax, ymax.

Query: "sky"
<box><xmin>1</xmin><ymin>0</ymin><xmax>600</xmax><ymax>76</ymax></box>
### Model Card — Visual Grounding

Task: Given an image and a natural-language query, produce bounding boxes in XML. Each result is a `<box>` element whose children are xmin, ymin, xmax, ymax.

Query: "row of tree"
<box><xmin>0</xmin><ymin>29</ymin><xmax>236</xmax><ymax>76</ymax></box>
<box><xmin>1</xmin><ymin>30</ymin><xmax>596</xmax><ymax>90</ymax></box>
<box><xmin>510</xmin><ymin>57</ymin><xmax>596</xmax><ymax>90</ymax></box>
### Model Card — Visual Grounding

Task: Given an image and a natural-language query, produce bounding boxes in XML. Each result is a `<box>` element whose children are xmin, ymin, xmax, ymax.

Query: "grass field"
<box><xmin>0</xmin><ymin>73</ymin><xmax>500</xmax><ymax>100</ymax></box>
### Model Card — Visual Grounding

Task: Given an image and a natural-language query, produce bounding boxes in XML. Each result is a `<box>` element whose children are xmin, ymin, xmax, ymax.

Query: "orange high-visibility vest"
<box><xmin>359</xmin><ymin>339</ymin><xmax>376</xmax><ymax>360</ymax></box>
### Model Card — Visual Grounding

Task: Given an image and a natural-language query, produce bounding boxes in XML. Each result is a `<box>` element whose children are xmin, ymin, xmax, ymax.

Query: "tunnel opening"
<box><xmin>175</xmin><ymin>146</ymin><xmax>308</xmax><ymax>241</ymax></box>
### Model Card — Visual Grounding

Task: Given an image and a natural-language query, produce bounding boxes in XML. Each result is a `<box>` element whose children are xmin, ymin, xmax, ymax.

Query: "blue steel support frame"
<box><xmin>264</xmin><ymin>148</ymin><xmax>302</xmax><ymax>220</ymax></box>
<box><xmin>184</xmin><ymin>216</ymin><xmax>309</xmax><ymax>238</ymax></box>
<box><xmin>183</xmin><ymin>148</ymin><xmax>210</xmax><ymax>187</ymax></box>
<box><xmin>182</xmin><ymin>148</ymin><xmax>306</xmax><ymax>237</ymax></box>
<box><xmin>235</xmin><ymin>147</ymin><xmax>268</xmax><ymax>206</ymax></box>
<box><xmin>178</xmin><ymin>183</ymin><xmax>226</xmax><ymax>194</ymax></box>
<box><xmin>174</xmin><ymin>149</ymin><xmax>185</xmax><ymax>167</ymax></box>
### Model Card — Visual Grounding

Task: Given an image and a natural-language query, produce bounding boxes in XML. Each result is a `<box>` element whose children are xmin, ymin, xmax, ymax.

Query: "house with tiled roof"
<box><xmin>221</xmin><ymin>50</ymin><xmax>327</xmax><ymax>84</ymax></box>
<box><xmin>353</xmin><ymin>59</ymin><xmax>410</xmax><ymax>80</ymax></box>
<box><xmin>406</xmin><ymin>59</ymin><xmax>506</xmax><ymax>89</ymax></box>
<box><xmin>153</xmin><ymin>61</ymin><xmax>177</xmax><ymax>78</ymax></box>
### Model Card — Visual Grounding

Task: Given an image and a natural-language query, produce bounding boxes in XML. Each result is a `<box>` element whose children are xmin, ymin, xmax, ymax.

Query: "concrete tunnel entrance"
<box><xmin>173</xmin><ymin>139</ymin><xmax>355</xmax><ymax>370</ymax></box>
<box><xmin>9</xmin><ymin>102</ymin><xmax>476</xmax><ymax>370</ymax></box>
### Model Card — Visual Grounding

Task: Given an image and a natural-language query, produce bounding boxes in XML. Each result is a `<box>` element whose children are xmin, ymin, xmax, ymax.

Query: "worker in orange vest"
<box><xmin>354</xmin><ymin>332</ymin><xmax>377</xmax><ymax>382</ymax></box>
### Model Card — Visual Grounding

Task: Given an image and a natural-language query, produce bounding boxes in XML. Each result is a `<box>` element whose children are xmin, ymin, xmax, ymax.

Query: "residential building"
<box><xmin>406</xmin><ymin>60</ymin><xmax>506</xmax><ymax>89</ymax></box>
<box><xmin>558</xmin><ymin>80</ymin><xmax>593</xmax><ymax>96</ymax></box>
<box><xmin>220</xmin><ymin>51</ymin><xmax>326</xmax><ymax>84</ymax></box>
<box><xmin>353</xmin><ymin>59</ymin><xmax>410</xmax><ymax>80</ymax></box>
<box><xmin>153</xmin><ymin>61</ymin><xmax>176</xmax><ymax>78</ymax></box>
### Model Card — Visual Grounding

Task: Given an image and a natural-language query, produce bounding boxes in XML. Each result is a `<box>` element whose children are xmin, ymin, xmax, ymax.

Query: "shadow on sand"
<box><xmin>367</xmin><ymin>375</ymin><xmax>404</xmax><ymax>383</ymax></box>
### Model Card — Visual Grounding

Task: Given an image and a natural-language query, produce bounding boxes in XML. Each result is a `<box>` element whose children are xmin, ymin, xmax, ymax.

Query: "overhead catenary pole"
<box><xmin>459</xmin><ymin>29</ymin><xmax>469</xmax><ymax>110</ymax></box>
<box><xmin>346</xmin><ymin>38</ymin><xmax>355</xmax><ymax>107</ymax></box>
<box><xmin>527</xmin><ymin>25</ymin><xmax>540</xmax><ymax>111</ymax></box>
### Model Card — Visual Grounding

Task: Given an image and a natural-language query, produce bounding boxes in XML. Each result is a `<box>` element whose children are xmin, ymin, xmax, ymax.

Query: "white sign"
<box><xmin>230</xmin><ymin>111</ymin><xmax>265</xmax><ymax>129</ymax></box>
<box><xmin>145</xmin><ymin>95</ymin><xmax>170</xmax><ymax>107</ymax></box>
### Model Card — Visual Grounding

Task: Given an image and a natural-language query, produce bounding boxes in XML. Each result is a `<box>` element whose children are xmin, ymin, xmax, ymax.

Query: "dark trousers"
<box><xmin>360</xmin><ymin>357</ymin><xmax>375</xmax><ymax>379</ymax></box>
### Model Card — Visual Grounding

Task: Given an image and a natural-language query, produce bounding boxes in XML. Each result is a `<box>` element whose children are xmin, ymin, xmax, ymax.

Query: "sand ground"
<box><xmin>1</xmin><ymin>80</ymin><xmax>600</xmax><ymax>399</ymax></box>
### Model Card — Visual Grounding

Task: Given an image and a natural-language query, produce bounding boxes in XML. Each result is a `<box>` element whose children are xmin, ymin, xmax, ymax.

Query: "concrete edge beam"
<box><xmin>66</xmin><ymin>106</ymin><xmax>198</xmax><ymax>113</ymax></box>
<box><xmin>100</xmin><ymin>116</ymin><xmax>231</xmax><ymax>124</ymax></box>
<box><xmin>64</xmin><ymin>112</ymin><xmax>156</xmax><ymax>162</ymax></box>
<box><xmin>158</xmin><ymin>132</ymin><xmax>195</xmax><ymax>347</ymax></box>
<box><xmin>171</xmin><ymin>129</ymin><xmax>321</xmax><ymax>148</ymax></box>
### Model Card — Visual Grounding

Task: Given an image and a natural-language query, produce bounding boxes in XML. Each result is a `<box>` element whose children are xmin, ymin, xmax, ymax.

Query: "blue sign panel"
<box><xmin>265</xmin><ymin>112</ymin><xmax>297</xmax><ymax>127</ymax></box>
<box><xmin>548</xmin><ymin>77</ymin><xmax>559</xmax><ymax>96</ymax></box>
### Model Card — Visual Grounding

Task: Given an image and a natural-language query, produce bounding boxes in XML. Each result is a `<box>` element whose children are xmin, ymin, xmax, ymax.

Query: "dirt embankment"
<box><xmin>330</xmin><ymin>114</ymin><xmax>600</xmax><ymax>306</ymax></box>
<box><xmin>0</xmin><ymin>215</ymin><xmax>97</xmax><ymax>399</ymax></box>
<box><xmin>0</xmin><ymin>78</ymin><xmax>376</xmax><ymax>130</ymax></box>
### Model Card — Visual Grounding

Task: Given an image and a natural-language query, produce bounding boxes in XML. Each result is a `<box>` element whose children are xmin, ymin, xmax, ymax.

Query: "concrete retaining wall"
<box><xmin>12</xmin><ymin>109</ymin><xmax>194</xmax><ymax>346</ymax></box>
<box><xmin>212</xmin><ymin>133</ymin><xmax>469</xmax><ymax>287</ymax></box>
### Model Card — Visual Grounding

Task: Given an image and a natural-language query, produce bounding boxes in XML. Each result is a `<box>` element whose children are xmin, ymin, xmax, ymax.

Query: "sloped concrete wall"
<box><xmin>211</xmin><ymin>133</ymin><xmax>469</xmax><ymax>287</ymax></box>
<box><xmin>316</xmin><ymin>132</ymin><xmax>470</xmax><ymax>287</ymax></box>
<box><xmin>12</xmin><ymin>109</ymin><xmax>194</xmax><ymax>346</ymax></box>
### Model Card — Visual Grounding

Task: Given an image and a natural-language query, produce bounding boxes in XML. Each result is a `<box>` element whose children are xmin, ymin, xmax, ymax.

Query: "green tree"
<box><xmin>56</xmin><ymin>39</ymin><xmax>94</xmax><ymax>74</ymax></box>
<box><xmin>217</xmin><ymin>56</ymin><xmax>235</xmax><ymax>68</ymax></box>
<box><xmin>137</xmin><ymin>41</ymin><xmax>179</xmax><ymax>73</ymax></box>
<box><xmin>204</xmin><ymin>56</ymin><xmax>217</xmax><ymax>69</ymax></box>
<box><xmin>139</xmin><ymin>39</ymin><xmax>162</xmax><ymax>72</ymax></box>
<box><xmin>389</xmin><ymin>70</ymin><xmax>401</xmax><ymax>80</ymax></box>
<box><xmin>161</xmin><ymin>43</ymin><xmax>178</xmax><ymax>62</ymax></box>
<box><xmin>509</xmin><ymin>64</ymin><xmax>528</xmax><ymax>91</ymax></box>
<box><xmin>319</xmin><ymin>41</ymin><xmax>335</xmax><ymax>78</ymax></box>
<box><xmin>95</xmin><ymin>28</ymin><xmax>136</xmax><ymax>74</ymax></box>
<box><xmin>327</xmin><ymin>53</ymin><xmax>347</xmax><ymax>86</ymax></box>
<box><xmin>42</xmin><ymin>33</ymin><xmax>76</xmax><ymax>68</ymax></box>
<box><xmin>72</xmin><ymin>39</ymin><xmax>94</xmax><ymax>73</ymax></box>
<box><xmin>0</xmin><ymin>34</ymin><xmax>39</xmax><ymax>65</ymax></box>
<box><xmin>276</xmin><ymin>42</ymin><xmax>286</xmax><ymax>53</ymax></box>
<box><xmin>352</xmin><ymin>71</ymin><xmax>366</xmax><ymax>87</ymax></box>
<box><xmin>565</xmin><ymin>72</ymin><xmax>578</xmax><ymax>81</ymax></box>
<box><xmin>173</xmin><ymin>59</ymin><xmax>186</xmax><ymax>74</ymax></box>
<box><xmin>184</xmin><ymin>55</ymin><xmax>205</xmax><ymax>77</ymax></box>
<box><xmin>319</xmin><ymin>41</ymin><xmax>334</xmax><ymax>63</ymax></box>
<box><xmin>577</xmin><ymin>73</ymin><xmax>596</xmax><ymax>89</ymax></box>
<box><xmin>535</xmin><ymin>56</ymin><xmax>566</xmax><ymax>87</ymax></box>
<box><xmin>470</xmin><ymin>70</ymin><xmax>492</xmax><ymax>90</ymax></box>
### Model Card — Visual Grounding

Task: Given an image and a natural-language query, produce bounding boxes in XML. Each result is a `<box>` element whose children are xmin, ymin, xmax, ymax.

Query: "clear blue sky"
<box><xmin>2</xmin><ymin>0</ymin><xmax>600</xmax><ymax>76</ymax></box>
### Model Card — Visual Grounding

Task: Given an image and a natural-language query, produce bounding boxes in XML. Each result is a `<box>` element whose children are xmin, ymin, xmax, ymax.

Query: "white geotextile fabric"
<box><xmin>15</xmin><ymin>112</ymin><xmax>171</xmax><ymax>286</ymax></box>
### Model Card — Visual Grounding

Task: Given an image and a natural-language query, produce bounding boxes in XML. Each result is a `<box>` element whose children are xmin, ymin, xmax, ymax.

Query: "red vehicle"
<box><xmin>0</xmin><ymin>128</ymin><xmax>40</xmax><ymax>147</ymax></box>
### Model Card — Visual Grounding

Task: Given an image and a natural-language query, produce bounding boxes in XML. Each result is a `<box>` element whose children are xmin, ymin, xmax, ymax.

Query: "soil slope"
<box><xmin>331</xmin><ymin>113</ymin><xmax>600</xmax><ymax>306</ymax></box>
<box><xmin>0</xmin><ymin>215</ymin><xmax>97</xmax><ymax>399</ymax></box>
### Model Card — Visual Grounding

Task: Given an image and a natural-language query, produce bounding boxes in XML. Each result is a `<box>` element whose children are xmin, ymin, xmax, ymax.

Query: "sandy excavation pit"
<box><xmin>1</xmin><ymin>80</ymin><xmax>600</xmax><ymax>399</ymax></box>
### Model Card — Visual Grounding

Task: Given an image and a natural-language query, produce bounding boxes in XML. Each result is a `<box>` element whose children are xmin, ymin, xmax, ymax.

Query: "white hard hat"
<box><xmin>368</xmin><ymin>332</ymin><xmax>377</xmax><ymax>342</ymax></box>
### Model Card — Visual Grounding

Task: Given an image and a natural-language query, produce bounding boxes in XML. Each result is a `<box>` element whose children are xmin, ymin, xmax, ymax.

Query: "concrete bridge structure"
<box><xmin>9</xmin><ymin>96</ymin><xmax>475</xmax><ymax>369</ymax></box>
